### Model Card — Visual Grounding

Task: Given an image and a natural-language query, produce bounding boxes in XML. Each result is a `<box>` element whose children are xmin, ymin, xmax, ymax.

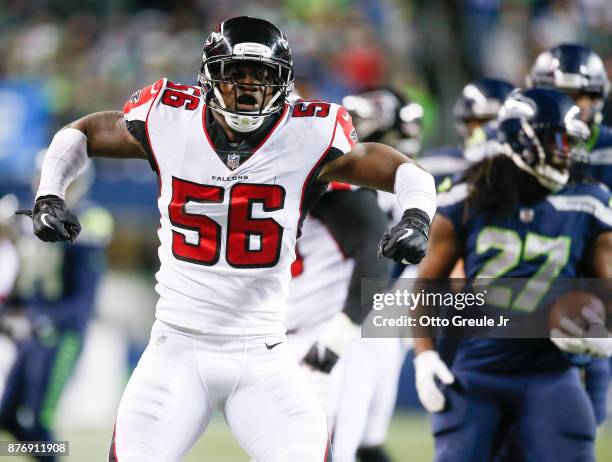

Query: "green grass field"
<box><xmin>2</xmin><ymin>412</ymin><xmax>612</xmax><ymax>461</ymax></box>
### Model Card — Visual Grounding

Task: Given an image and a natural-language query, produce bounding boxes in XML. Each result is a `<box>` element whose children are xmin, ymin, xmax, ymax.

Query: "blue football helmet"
<box><xmin>497</xmin><ymin>88</ymin><xmax>590</xmax><ymax>191</ymax></box>
<box><xmin>454</xmin><ymin>78</ymin><xmax>516</xmax><ymax>140</ymax></box>
<box><xmin>527</xmin><ymin>44</ymin><xmax>610</xmax><ymax>125</ymax></box>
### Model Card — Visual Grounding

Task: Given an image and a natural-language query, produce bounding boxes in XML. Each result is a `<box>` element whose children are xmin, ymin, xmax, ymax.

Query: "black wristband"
<box><xmin>36</xmin><ymin>195</ymin><xmax>61</xmax><ymax>202</ymax></box>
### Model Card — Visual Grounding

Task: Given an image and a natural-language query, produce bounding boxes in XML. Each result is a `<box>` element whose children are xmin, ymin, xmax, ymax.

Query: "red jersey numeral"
<box><xmin>227</xmin><ymin>184</ymin><xmax>286</xmax><ymax>268</ymax></box>
<box><xmin>169</xmin><ymin>178</ymin><xmax>223</xmax><ymax>265</ymax></box>
<box><xmin>161</xmin><ymin>82</ymin><xmax>201</xmax><ymax>111</ymax></box>
<box><xmin>292</xmin><ymin>101</ymin><xmax>331</xmax><ymax>118</ymax></box>
<box><xmin>170</xmin><ymin>179</ymin><xmax>286</xmax><ymax>268</ymax></box>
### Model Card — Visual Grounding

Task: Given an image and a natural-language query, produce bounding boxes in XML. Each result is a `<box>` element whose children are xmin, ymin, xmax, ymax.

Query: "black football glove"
<box><xmin>16</xmin><ymin>195</ymin><xmax>81</xmax><ymax>243</ymax></box>
<box><xmin>303</xmin><ymin>344</ymin><xmax>339</xmax><ymax>374</ymax></box>
<box><xmin>302</xmin><ymin>313</ymin><xmax>359</xmax><ymax>374</ymax></box>
<box><xmin>378</xmin><ymin>208</ymin><xmax>430</xmax><ymax>264</ymax></box>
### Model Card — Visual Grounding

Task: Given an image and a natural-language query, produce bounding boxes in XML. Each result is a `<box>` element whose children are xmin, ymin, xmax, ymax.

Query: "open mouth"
<box><xmin>236</xmin><ymin>94</ymin><xmax>259</xmax><ymax>111</ymax></box>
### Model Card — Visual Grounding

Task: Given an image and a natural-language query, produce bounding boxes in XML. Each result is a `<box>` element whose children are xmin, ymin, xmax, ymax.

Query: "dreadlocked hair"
<box><xmin>461</xmin><ymin>154</ymin><xmax>550</xmax><ymax>223</ymax></box>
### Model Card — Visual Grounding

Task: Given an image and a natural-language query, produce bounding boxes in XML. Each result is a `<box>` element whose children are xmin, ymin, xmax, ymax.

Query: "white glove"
<box><xmin>550</xmin><ymin>308</ymin><xmax>612</xmax><ymax>358</ymax></box>
<box><xmin>0</xmin><ymin>313</ymin><xmax>32</xmax><ymax>341</ymax></box>
<box><xmin>414</xmin><ymin>350</ymin><xmax>454</xmax><ymax>413</ymax></box>
<box><xmin>303</xmin><ymin>312</ymin><xmax>359</xmax><ymax>373</ymax></box>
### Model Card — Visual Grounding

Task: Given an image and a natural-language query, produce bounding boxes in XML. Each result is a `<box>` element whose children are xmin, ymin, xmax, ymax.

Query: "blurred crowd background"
<box><xmin>0</xmin><ymin>0</ymin><xmax>612</xmax><ymax>438</ymax></box>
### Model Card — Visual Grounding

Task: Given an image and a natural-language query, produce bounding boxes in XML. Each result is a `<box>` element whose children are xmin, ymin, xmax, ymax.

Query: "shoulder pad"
<box><xmin>123</xmin><ymin>78</ymin><xmax>166</xmax><ymax>121</ymax></box>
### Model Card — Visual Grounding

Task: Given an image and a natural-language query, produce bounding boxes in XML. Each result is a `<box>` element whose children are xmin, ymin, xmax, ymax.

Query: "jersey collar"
<box><xmin>203</xmin><ymin>104</ymin><xmax>288</xmax><ymax>170</ymax></box>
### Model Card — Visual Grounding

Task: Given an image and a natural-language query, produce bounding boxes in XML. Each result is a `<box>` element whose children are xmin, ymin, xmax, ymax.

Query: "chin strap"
<box><xmin>221</xmin><ymin>110</ymin><xmax>266</xmax><ymax>132</ymax></box>
<box><xmin>220</xmin><ymin>89</ymin><xmax>284</xmax><ymax>132</ymax></box>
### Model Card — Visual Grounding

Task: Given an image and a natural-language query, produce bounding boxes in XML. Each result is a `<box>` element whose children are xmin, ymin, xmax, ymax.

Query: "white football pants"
<box><xmin>110</xmin><ymin>320</ymin><xmax>329</xmax><ymax>462</ymax></box>
<box><xmin>332</xmin><ymin>337</ymin><xmax>410</xmax><ymax>461</ymax></box>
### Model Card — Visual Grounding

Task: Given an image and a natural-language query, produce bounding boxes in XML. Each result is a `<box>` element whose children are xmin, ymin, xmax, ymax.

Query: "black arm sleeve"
<box><xmin>310</xmin><ymin>188</ymin><xmax>391</xmax><ymax>324</ymax></box>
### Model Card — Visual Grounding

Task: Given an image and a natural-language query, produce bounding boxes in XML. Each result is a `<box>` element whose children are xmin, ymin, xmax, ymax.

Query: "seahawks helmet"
<box><xmin>454</xmin><ymin>78</ymin><xmax>516</xmax><ymax>140</ymax></box>
<box><xmin>198</xmin><ymin>16</ymin><xmax>294</xmax><ymax>133</ymax></box>
<box><xmin>342</xmin><ymin>88</ymin><xmax>423</xmax><ymax>155</ymax></box>
<box><xmin>527</xmin><ymin>44</ymin><xmax>610</xmax><ymax>125</ymax></box>
<box><xmin>497</xmin><ymin>88</ymin><xmax>590</xmax><ymax>191</ymax></box>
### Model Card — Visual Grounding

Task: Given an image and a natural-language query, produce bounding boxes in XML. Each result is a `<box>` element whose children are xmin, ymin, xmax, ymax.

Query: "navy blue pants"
<box><xmin>583</xmin><ymin>359</ymin><xmax>610</xmax><ymax>426</ymax></box>
<box><xmin>431</xmin><ymin>367</ymin><xmax>596</xmax><ymax>462</ymax></box>
<box><xmin>0</xmin><ymin>331</ymin><xmax>82</xmax><ymax>461</ymax></box>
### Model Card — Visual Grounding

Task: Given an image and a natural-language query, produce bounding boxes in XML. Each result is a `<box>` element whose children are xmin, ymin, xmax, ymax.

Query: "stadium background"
<box><xmin>0</xmin><ymin>0</ymin><xmax>611</xmax><ymax>459</ymax></box>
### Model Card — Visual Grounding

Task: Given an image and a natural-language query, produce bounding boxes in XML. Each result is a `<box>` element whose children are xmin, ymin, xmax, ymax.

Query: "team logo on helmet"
<box><xmin>227</xmin><ymin>153</ymin><xmax>241</xmax><ymax>170</ymax></box>
<box><xmin>205</xmin><ymin>27</ymin><xmax>223</xmax><ymax>46</ymax></box>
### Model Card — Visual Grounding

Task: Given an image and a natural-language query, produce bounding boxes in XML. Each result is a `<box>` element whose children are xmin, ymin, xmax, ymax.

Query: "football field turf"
<box><xmin>2</xmin><ymin>412</ymin><xmax>612</xmax><ymax>460</ymax></box>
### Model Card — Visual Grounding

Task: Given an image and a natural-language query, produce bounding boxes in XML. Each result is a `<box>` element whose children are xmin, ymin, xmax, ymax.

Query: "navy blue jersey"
<box><xmin>586</xmin><ymin>124</ymin><xmax>612</xmax><ymax>189</ymax></box>
<box><xmin>15</xmin><ymin>204</ymin><xmax>113</xmax><ymax>331</ymax></box>
<box><xmin>437</xmin><ymin>181</ymin><xmax>612</xmax><ymax>372</ymax></box>
<box><xmin>418</xmin><ymin>146</ymin><xmax>469</xmax><ymax>190</ymax></box>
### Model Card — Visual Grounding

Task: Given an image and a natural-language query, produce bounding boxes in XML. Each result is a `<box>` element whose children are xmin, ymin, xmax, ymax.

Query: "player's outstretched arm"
<box><xmin>413</xmin><ymin>214</ymin><xmax>462</xmax><ymax>353</ymax></box>
<box><xmin>319</xmin><ymin>142</ymin><xmax>436</xmax><ymax>265</ymax></box>
<box><xmin>412</xmin><ymin>215</ymin><xmax>461</xmax><ymax>413</ymax></box>
<box><xmin>318</xmin><ymin>142</ymin><xmax>415</xmax><ymax>193</ymax></box>
<box><xmin>69</xmin><ymin>111</ymin><xmax>147</xmax><ymax>160</ymax></box>
<box><xmin>19</xmin><ymin>111</ymin><xmax>146</xmax><ymax>243</ymax></box>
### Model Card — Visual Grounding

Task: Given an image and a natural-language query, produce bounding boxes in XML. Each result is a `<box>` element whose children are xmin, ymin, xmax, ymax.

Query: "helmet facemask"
<box><xmin>505</xmin><ymin>118</ymin><xmax>589</xmax><ymax>192</ymax></box>
<box><xmin>199</xmin><ymin>54</ymin><xmax>293</xmax><ymax>133</ymax></box>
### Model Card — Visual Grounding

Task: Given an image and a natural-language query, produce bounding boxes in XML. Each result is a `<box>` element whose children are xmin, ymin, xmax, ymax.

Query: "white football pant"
<box><xmin>332</xmin><ymin>337</ymin><xmax>410</xmax><ymax>461</ymax></box>
<box><xmin>110</xmin><ymin>320</ymin><xmax>329</xmax><ymax>462</ymax></box>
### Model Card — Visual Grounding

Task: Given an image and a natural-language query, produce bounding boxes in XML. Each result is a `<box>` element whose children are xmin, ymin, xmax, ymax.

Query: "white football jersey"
<box><xmin>123</xmin><ymin>79</ymin><xmax>357</xmax><ymax>334</ymax></box>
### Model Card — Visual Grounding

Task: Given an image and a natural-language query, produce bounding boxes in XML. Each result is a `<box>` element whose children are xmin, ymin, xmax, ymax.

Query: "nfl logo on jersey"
<box><xmin>227</xmin><ymin>153</ymin><xmax>240</xmax><ymax>170</ymax></box>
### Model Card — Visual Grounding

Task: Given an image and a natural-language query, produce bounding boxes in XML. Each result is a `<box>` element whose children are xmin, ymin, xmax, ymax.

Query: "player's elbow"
<box><xmin>64</xmin><ymin>119</ymin><xmax>88</xmax><ymax>136</ymax></box>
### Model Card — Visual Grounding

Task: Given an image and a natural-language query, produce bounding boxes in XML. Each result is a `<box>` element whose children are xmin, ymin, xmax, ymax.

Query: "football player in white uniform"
<box><xmin>285</xmin><ymin>179</ymin><xmax>391</xmax><ymax>431</ymax></box>
<box><xmin>20</xmin><ymin>17</ymin><xmax>436</xmax><ymax>462</ymax></box>
<box><xmin>331</xmin><ymin>89</ymin><xmax>423</xmax><ymax>462</ymax></box>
